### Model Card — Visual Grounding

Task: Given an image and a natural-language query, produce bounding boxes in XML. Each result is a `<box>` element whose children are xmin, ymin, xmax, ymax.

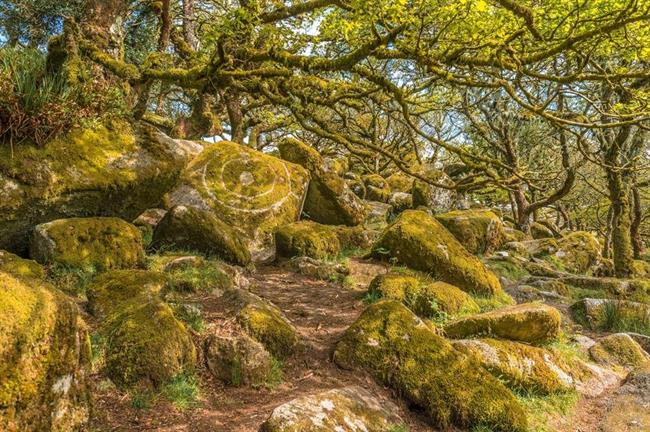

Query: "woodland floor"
<box><xmin>89</xmin><ymin>258</ymin><xmax>621</xmax><ymax>432</ymax></box>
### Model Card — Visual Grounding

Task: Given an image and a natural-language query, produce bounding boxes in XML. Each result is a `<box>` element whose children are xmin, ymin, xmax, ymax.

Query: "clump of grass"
<box><xmin>171</xmin><ymin>303</ymin><xmax>205</xmax><ymax>332</ymax></box>
<box><xmin>598</xmin><ymin>301</ymin><xmax>650</xmax><ymax>336</ymax></box>
<box><xmin>159</xmin><ymin>371</ymin><xmax>202</xmax><ymax>410</ymax></box>
<box><xmin>388</xmin><ymin>425</ymin><xmax>410</xmax><ymax>432</ymax></box>
<box><xmin>47</xmin><ymin>263</ymin><xmax>97</xmax><ymax>296</ymax></box>
<box><xmin>515</xmin><ymin>390</ymin><xmax>579</xmax><ymax>432</ymax></box>
<box><xmin>474</xmin><ymin>291</ymin><xmax>515</xmax><ymax>313</ymax></box>
<box><xmin>265</xmin><ymin>358</ymin><xmax>284</xmax><ymax>389</ymax></box>
<box><xmin>90</xmin><ymin>332</ymin><xmax>107</xmax><ymax>372</ymax></box>
<box><xmin>362</xmin><ymin>289</ymin><xmax>383</xmax><ymax>304</ymax></box>
<box><xmin>130</xmin><ymin>389</ymin><xmax>155</xmax><ymax>410</ymax></box>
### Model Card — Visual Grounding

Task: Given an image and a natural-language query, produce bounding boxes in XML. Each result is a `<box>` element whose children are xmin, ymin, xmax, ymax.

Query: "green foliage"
<box><xmin>159</xmin><ymin>371</ymin><xmax>201</xmax><ymax>410</ymax></box>
<box><xmin>600</xmin><ymin>301</ymin><xmax>650</xmax><ymax>336</ymax></box>
<box><xmin>515</xmin><ymin>390</ymin><xmax>579</xmax><ymax>432</ymax></box>
<box><xmin>47</xmin><ymin>263</ymin><xmax>97</xmax><ymax>296</ymax></box>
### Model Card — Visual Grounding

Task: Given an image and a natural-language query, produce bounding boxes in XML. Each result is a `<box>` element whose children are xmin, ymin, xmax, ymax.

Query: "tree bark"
<box><xmin>631</xmin><ymin>185</ymin><xmax>643</xmax><ymax>259</ymax></box>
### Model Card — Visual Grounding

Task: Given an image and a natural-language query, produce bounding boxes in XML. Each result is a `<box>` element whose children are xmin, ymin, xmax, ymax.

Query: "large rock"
<box><xmin>435</xmin><ymin>209</ymin><xmax>505</xmax><ymax>255</ymax></box>
<box><xmin>362</xmin><ymin>174</ymin><xmax>391</xmax><ymax>203</ymax></box>
<box><xmin>453</xmin><ymin>338</ymin><xmax>618</xmax><ymax>396</ymax></box>
<box><xmin>0</xmin><ymin>272</ymin><xmax>91</xmax><ymax>431</ymax></box>
<box><xmin>278</xmin><ymin>138</ymin><xmax>366</xmax><ymax>226</ymax></box>
<box><xmin>30</xmin><ymin>217</ymin><xmax>144</xmax><ymax>270</ymax></box>
<box><xmin>0</xmin><ymin>123</ymin><xmax>199</xmax><ymax>255</ymax></box>
<box><xmin>530</xmin><ymin>222</ymin><xmax>555</xmax><ymax>239</ymax></box>
<box><xmin>555</xmin><ymin>231</ymin><xmax>601</xmax><ymax>274</ymax></box>
<box><xmin>0</xmin><ymin>250</ymin><xmax>45</xmax><ymax>279</ymax></box>
<box><xmin>334</xmin><ymin>301</ymin><xmax>527</xmax><ymax>431</ymax></box>
<box><xmin>204</xmin><ymin>333</ymin><xmax>273</xmax><ymax>387</ymax></box>
<box><xmin>222</xmin><ymin>289</ymin><xmax>299</xmax><ymax>359</ymax></box>
<box><xmin>166</xmin><ymin>140</ymin><xmax>309</xmax><ymax>261</ymax></box>
<box><xmin>589</xmin><ymin>334</ymin><xmax>650</xmax><ymax>371</ymax></box>
<box><xmin>371</xmin><ymin>210</ymin><xmax>503</xmax><ymax>296</ymax></box>
<box><xmin>444</xmin><ymin>303</ymin><xmax>562</xmax><ymax>344</ymax></box>
<box><xmin>150</xmin><ymin>205</ymin><xmax>251</xmax><ymax>265</ymax></box>
<box><xmin>275</xmin><ymin>220</ymin><xmax>371</xmax><ymax>260</ymax></box>
<box><xmin>260</xmin><ymin>386</ymin><xmax>404</xmax><ymax>432</ymax></box>
<box><xmin>369</xmin><ymin>271</ymin><xmax>479</xmax><ymax>317</ymax></box>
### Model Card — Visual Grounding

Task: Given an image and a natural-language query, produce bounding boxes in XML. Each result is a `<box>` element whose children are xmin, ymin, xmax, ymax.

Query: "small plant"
<box><xmin>363</xmin><ymin>290</ymin><xmax>383</xmax><ymax>304</ymax></box>
<box><xmin>388</xmin><ymin>425</ymin><xmax>410</xmax><ymax>432</ymax></box>
<box><xmin>172</xmin><ymin>303</ymin><xmax>205</xmax><ymax>332</ymax></box>
<box><xmin>265</xmin><ymin>357</ymin><xmax>284</xmax><ymax>389</ymax></box>
<box><xmin>90</xmin><ymin>333</ymin><xmax>106</xmax><ymax>371</ymax></box>
<box><xmin>47</xmin><ymin>263</ymin><xmax>97</xmax><ymax>296</ymax></box>
<box><xmin>160</xmin><ymin>371</ymin><xmax>201</xmax><ymax>410</ymax></box>
<box><xmin>130</xmin><ymin>389</ymin><xmax>154</xmax><ymax>410</ymax></box>
<box><xmin>601</xmin><ymin>300</ymin><xmax>623</xmax><ymax>332</ymax></box>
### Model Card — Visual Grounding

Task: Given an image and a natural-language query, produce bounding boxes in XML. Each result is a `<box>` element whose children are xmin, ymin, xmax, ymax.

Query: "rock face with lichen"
<box><xmin>150</xmin><ymin>205</ymin><xmax>251</xmax><ymax>265</ymax></box>
<box><xmin>589</xmin><ymin>333</ymin><xmax>650</xmax><ymax>371</ymax></box>
<box><xmin>334</xmin><ymin>301</ymin><xmax>528</xmax><ymax>432</ymax></box>
<box><xmin>411</xmin><ymin>166</ymin><xmax>454</xmax><ymax>212</ymax></box>
<box><xmin>166</xmin><ymin>140</ymin><xmax>309</xmax><ymax>261</ymax></box>
<box><xmin>204</xmin><ymin>334</ymin><xmax>273</xmax><ymax>387</ymax></box>
<box><xmin>260</xmin><ymin>386</ymin><xmax>404</xmax><ymax>432</ymax></box>
<box><xmin>368</xmin><ymin>271</ymin><xmax>480</xmax><ymax>317</ymax></box>
<box><xmin>0</xmin><ymin>272</ymin><xmax>91</xmax><ymax>432</ymax></box>
<box><xmin>275</xmin><ymin>220</ymin><xmax>371</xmax><ymax>260</ymax></box>
<box><xmin>0</xmin><ymin>123</ymin><xmax>200</xmax><ymax>255</ymax></box>
<box><xmin>371</xmin><ymin>210</ymin><xmax>504</xmax><ymax>296</ymax></box>
<box><xmin>445</xmin><ymin>303</ymin><xmax>562</xmax><ymax>344</ymax></box>
<box><xmin>278</xmin><ymin>138</ymin><xmax>366</xmax><ymax>227</ymax></box>
<box><xmin>87</xmin><ymin>270</ymin><xmax>196</xmax><ymax>387</ymax></box>
<box><xmin>30</xmin><ymin>217</ymin><xmax>144</xmax><ymax>270</ymax></box>
<box><xmin>435</xmin><ymin>209</ymin><xmax>505</xmax><ymax>255</ymax></box>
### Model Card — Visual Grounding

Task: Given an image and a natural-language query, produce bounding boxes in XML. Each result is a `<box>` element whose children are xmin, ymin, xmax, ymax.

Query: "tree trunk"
<box><xmin>631</xmin><ymin>185</ymin><xmax>643</xmax><ymax>259</ymax></box>
<box><xmin>182</xmin><ymin>0</ymin><xmax>199</xmax><ymax>50</ymax></box>
<box><xmin>606</xmin><ymin>168</ymin><xmax>634</xmax><ymax>277</ymax></box>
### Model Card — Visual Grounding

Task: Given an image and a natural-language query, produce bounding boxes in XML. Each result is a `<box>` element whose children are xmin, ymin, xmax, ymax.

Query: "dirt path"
<box><xmin>91</xmin><ymin>258</ymin><xmax>437</xmax><ymax>431</ymax></box>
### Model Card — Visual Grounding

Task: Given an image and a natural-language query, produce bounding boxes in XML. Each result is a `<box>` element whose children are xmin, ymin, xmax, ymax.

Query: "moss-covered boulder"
<box><xmin>260</xmin><ymin>386</ymin><xmax>404</xmax><ymax>432</ymax></box>
<box><xmin>503</xmin><ymin>226</ymin><xmax>531</xmax><ymax>243</ymax></box>
<box><xmin>223</xmin><ymin>289</ymin><xmax>299</xmax><ymax>359</ymax></box>
<box><xmin>278</xmin><ymin>138</ymin><xmax>366</xmax><ymax>226</ymax></box>
<box><xmin>589</xmin><ymin>334</ymin><xmax>650</xmax><ymax>371</ymax></box>
<box><xmin>555</xmin><ymin>231</ymin><xmax>601</xmax><ymax>274</ymax></box>
<box><xmin>101</xmin><ymin>299</ymin><xmax>197</xmax><ymax>387</ymax></box>
<box><xmin>453</xmin><ymin>338</ymin><xmax>605</xmax><ymax>395</ymax></box>
<box><xmin>204</xmin><ymin>333</ymin><xmax>273</xmax><ymax>387</ymax></box>
<box><xmin>444</xmin><ymin>303</ymin><xmax>562</xmax><ymax>344</ymax></box>
<box><xmin>411</xmin><ymin>166</ymin><xmax>454</xmax><ymax>212</ymax></box>
<box><xmin>30</xmin><ymin>217</ymin><xmax>144</xmax><ymax>270</ymax></box>
<box><xmin>369</xmin><ymin>271</ymin><xmax>479</xmax><ymax>317</ymax></box>
<box><xmin>87</xmin><ymin>270</ymin><xmax>168</xmax><ymax>320</ymax></box>
<box><xmin>0</xmin><ymin>272</ymin><xmax>91</xmax><ymax>431</ymax></box>
<box><xmin>435</xmin><ymin>209</ymin><xmax>505</xmax><ymax>255</ymax></box>
<box><xmin>0</xmin><ymin>250</ymin><xmax>45</xmax><ymax>279</ymax></box>
<box><xmin>363</xmin><ymin>174</ymin><xmax>391</xmax><ymax>203</ymax></box>
<box><xmin>386</xmin><ymin>172</ymin><xmax>413</xmax><ymax>193</ymax></box>
<box><xmin>570</xmin><ymin>298</ymin><xmax>650</xmax><ymax>331</ymax></box>
<box><xmin>388</xmin><ymin>192</ymin><xmax>413</xmax><ymax>216</ymax></box>
<box><xmin>344</xmin><ymin>172</ymin><xmax>366</xmax><ymax>199</ymax></box>
<box><xmin>150</xmin><ymin>205</ymin><xmax>251</xmax><ymax>265</ymax></box>
<box><xmin>334</xmin><ymin>301</ymin><xmax>527</xmax><ymax>431</ymax></box>
<box><xmin>151</xmin><ymin>255</ymin><xmax>235</xmax><ymax>294</ymax></box>
<box><xmin>530</xmin><ymin>222</ymin><xmax>555</xmax><ymax>239</ymax></box>
<box><xmin>0</xmin><ymin>123</ymin><xmax>199</xmax><ymax>255</ymax></box>
<box><xmin>371</xmin><ymin>210</ymin><xmax>503</xmax><ymax>296</ymax></box>
<box><xmin>275</xmin><ymin>221</ymin><xmax>370</xmax><ymax>260</ymax></box>
<box><xmin>166</xmin><ymin>140</ymin><xmax>309</xmax><ymax>261</ymax></box>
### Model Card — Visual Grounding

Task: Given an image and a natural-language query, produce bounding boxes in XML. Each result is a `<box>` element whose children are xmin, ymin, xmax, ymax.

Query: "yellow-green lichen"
<box><xmin>30</xmin><ymin>217</ymin><xmax>144</xmax><ymax>270</ymax></box>
<box><xmin>372</xmin><ymin>210</ymin><xmax>503</xmax><ymax>296</ymax></box>
<box><xmin>444</xmin><ymin>303</ymin><xmax>562</xmax><ymax>344</ymax></box>
<box><xmin>0</xmin><ymin>250</ymin><xmax>45</xmax><ymax>280</ymax></box>
<box><xmin>554</xmin><ymin>231</ymin><xmax>601</xmax><ymax>275</ymax></box>
<box><xmin>334</xmin><ymin>301</ymin><xmax>528</xmax><ymax>431</ymax></box>
<box><xmin>275</xmin><ymin>221</ymin><xmax>370</xmax><ymax>260</ymax></box>
<box><xmin>435</xmin><ymin>209</ymin><xmax>505</xmax><ymax>255</ymax></box>
<box><xmin>589</xmin><ymin>333</ymin><xmax>650</xmax><ymax>371</ymax></box>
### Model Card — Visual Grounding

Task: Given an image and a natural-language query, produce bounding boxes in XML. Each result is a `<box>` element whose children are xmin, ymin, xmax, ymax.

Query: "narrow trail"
<box><xmin>92</xmin><ymin>259</ymin><xmax>437</xmax><ymax>432</ymax></box>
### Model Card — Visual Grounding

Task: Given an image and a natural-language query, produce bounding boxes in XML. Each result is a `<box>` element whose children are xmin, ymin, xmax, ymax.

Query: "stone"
<box><xmin>0</xmin><ymin>250</ymin><xmax>45</xmax><ymax>279</ymax></box>
<box><xmin>435</xmin><ymin>209</ymin><xmax>505</xmax><ymax>255</ymax></box>
<box><xmin>555</xmin><ymin>231</ymin><xmax>601</xmax><ymax>274</ymax></box>
<box><xmin>362</xmin><ymin>174</ymin><xmax>391</xmax><ymax>203</ymax></box>
<box><xmin>388</xmin><ymin>192</ymin><xmax>412</xmax><ymax>216</ymax></box>
<box><xmin>371</xmin><ymin>210</ymin><xmax>504</xmax><ymax>296</ymax></box>
<box><xmin>260</xmin><ymin>386</ymin><xmax>404</xmax><ymax>432</ymax></box>
<box><xmin>166</xmin><ymin>140</ymin><xmax>309</xmax><ymax>261</ymax></box>
<box><xmin>150</xmin><ymin>205</ymin><xmax>251</xmax><ymax>266</ymax></box>
<box><xmin>30</xmin><ymin>217</ymin><xmax>144</xmax><ymax>270</ymax></box>
<box><xmin>589</xmin><ymin>334</ymin><xmax>650</xmax><ymax>371</ymax></box>
<box><xmin>0</xmin><ymin>272</ymin><xmax>91</xmax><ymax>431</ymax></box>
<box><xmin>334</xmin><ymin>301</ymin><xmax>528</xmax><ymax>431</ymax></box>
<box><xmin>411</xmin><ymin>166</ymin><xmax>454</xmax><ymax>212</ymax></box>
<box><xmin>283</xmin><ymin>256</ymin><xmax>350</xmax><ymax>282</ymax></box>
<box><xmin>530</xmin><ymin>222</ymin><xmax>555</xmax><ymax>239</ymax></box>
<box><xmin>204</xmin><ymin>333</ymin><xmax>273</xmax><ymax>386</ymax></box>
<box><xmin>444</xmin><ymin>303</ymin><xmax>562</xmax><ymax>344</ymax></box>
<box><xmin>364</xmin><ymin>201</ymin><xmax>393</xmax><ymax>226</ymax></box>
<box><xmin>0</xmin><ymin>123</ymin><xmax>198</xmax><ymax>255</ymax></box>
<box><xmin>222</xmin><ymin>289</ymin><xmax>299</xmax><ymax>359</ymax></box>
<box><xmin>275</xmin><ymin>221</ymin><xmax>371</xmax><ymax>260</ymax></box>
<box><xmin>278</xmin><ymin>138</ymin><xmax>366</xmax><ymax>227</ymax></box>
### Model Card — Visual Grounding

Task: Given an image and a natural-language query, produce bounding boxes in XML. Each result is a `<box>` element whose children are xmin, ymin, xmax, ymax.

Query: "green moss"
<box><xmin>386</xmin><ymin>172</ymin><xmax>413</xmax><ymax>193</ymax></box>
<box><xmin>278</xmin><ymin>138</ymin><xmax>323</xmax><ymax>173</ymax></box>
<box><xmin>435</xmin><ymin>209</ymin><xmax>505</xmax><ymax>255</ymax></box>
<box><xmin>30</xmin><ymin>217</ymin><xmax>144</xmax><ymax>270</ymax></box>
<box><xmin>47</xmin><ymin>263</ymin><xmax>98</xmax><ymax>296</ymax></box>
<box><xmin>453</xmin><ymin>339</ymin><xmax>589</xmax><ymax>395</ymax></box>
<box><xmin>369</xmin><ymin>271</ymin><xmax>480</xmax><ymax>319</ymax></box>
<box><xmin>0</xmin><ymin>250</ymin><xmax>45</xmax><ymax>279</ymax></box>
<box><xmin>363</xmin><ymin>174</ymin><xmax>391</xmax><ymax>203</ymax></box>
<box><xmin>372</xmin><ymin>210</ymin><xmax>503</xmax><ymax>296</ymax></box>
<box><xmin>444</xmin><ymin>303</ymin><xmax>562</xmax><ymax>344</ymax></box>
<box><xmin>516</xmin><ymin>390</ymin><xmax>579</xmax><ymax>432</ymax></box>
<box><xmin>589</xmin><ymin>333</ymin><xmax>650</xmax><ymax>370</ymax></box>
<box><xmin>0</xmin><ymin>271</ymin><xmax>91</xmax><ymax>431</ymax></box>
<box><xmin>224</xmin><ymin>289</ymin><xmax>299</xmax><ymax>359</ymax></box>
<box><xmin>87</xmin><ymin>270</ymin><xmax>168</xmax><ymax>319</ymax></box>
<box><xmin>334</xmin><ymin>301</ymin><xmax>528</xmax><ymax>431</ymax></box>
<box><xmin>275</xmin><ymin>221</ymin><xmax>370</xmax><ymax>260</ymax></box>
<box><xmin>484</xmin><ymin>257</ymin><xmax>530</xmax><ymax>282</ymax></box>
<box><xmin>150</xmin><ymin>205</ymin><xmax>251</xmax><ymax>266</ymax></box>
<box><xmin>159</xmin><ymin>371</ymin><xmax>201</xmax><ymax>410</ymax></box>
<box><xmin>530</xmin><ymin>222</ymin><xmax>555</xmax><ymax>239</ymax></box>
<box><xmin>555</xmin><ymin>231</ymin><xmax>601</xmax><ymax>274</ymax></box>
<box><xmin>102</xmin><ymin>299</ymin><xmax>197</xmax><ymax>388</ymax></box>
